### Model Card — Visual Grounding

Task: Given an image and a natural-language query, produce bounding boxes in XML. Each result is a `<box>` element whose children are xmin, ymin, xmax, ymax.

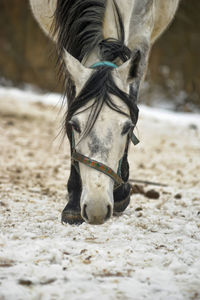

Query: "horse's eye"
<box><xmin>121</xmin><ymin>121</ymin><xmax>133</xmax><ymax>135</ymax></box>
<box><xmin>69</xmin><ymin>119</ymin><xmax>81</xmax><ymax>134</ymax></box>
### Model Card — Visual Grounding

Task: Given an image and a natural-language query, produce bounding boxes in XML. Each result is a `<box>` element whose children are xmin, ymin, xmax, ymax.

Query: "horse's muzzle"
<box><xmin>81</xmin><ymin>200</ymin><xmax>112</xmax><ymax>225</ymax></box>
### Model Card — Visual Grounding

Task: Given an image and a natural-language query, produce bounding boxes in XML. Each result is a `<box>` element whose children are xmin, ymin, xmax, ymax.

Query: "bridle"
<box><xmin>71</xmin><ymin>61</ymin><xmax>140</xmax><ymax>189</ymax></box>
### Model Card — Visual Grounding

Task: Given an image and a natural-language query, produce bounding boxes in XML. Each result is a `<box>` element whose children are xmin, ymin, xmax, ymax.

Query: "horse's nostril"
<box><xmin>83</xmin><ymin>204</ymin><xmax>88</xmax><ymax>220</ymax></box>
<box><xmin>105</xmin><ymin>204</ymin><xmax>112</xmax><ymax>220</ymax></box>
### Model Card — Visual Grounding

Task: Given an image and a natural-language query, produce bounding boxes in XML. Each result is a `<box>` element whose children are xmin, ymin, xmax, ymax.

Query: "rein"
<box><xmin>71</xmin><ymin>61</ymin><xmax>140</xmax><ymax>188</ymax></box>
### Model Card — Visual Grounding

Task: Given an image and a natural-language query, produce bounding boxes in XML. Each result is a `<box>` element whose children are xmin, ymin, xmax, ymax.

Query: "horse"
<box><xmin>29</xmin><ymin>0</ymin><xmax>180</xmax><ymax>225</ymax></box>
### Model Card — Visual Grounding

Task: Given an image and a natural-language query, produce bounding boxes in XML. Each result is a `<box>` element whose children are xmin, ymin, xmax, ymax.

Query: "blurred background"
<box><xmin>0</xmin><ymin>0</ymin><xmax>199</xmax><ymax>112</ymax></box>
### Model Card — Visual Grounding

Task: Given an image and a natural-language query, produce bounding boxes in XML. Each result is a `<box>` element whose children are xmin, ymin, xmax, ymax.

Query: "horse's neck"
<box><xmin>30</xmin><ymin>0</ymin><xmax>180</xmax><ymax>66</ymax></box>
<box><xmin>83</xmin><ymin>0</ymin><xmax>134</xmax><ymax>67</ymax></box>
<box><xmin>103</xmin><ymin>0</ymin><xmax>134</xmax><ymax>44</ymax></box>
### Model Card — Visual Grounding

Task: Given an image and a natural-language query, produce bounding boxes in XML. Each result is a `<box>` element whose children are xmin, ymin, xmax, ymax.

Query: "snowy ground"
<box><xmin>0</xmin><ymin>88</ymin><xmax>200</xmax><ymax>300</ymax></box>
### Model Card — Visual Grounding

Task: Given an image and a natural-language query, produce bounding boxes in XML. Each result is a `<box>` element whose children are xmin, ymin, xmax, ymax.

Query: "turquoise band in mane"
<box><xmin>90</xmin><ymin>61</ymin><xmax>118</xmax><ymax>69</ymax></box>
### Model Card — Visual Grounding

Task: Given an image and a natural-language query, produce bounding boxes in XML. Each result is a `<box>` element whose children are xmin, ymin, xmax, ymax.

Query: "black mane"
<box><xmin>54</xmin><ymin>0</ymin><xmax>131</xmax><ymax>63</ymax></box>
<box><xmin>54</xmin><ymin>0</ymin><xmax>106</xmax><ymax>62</ymax></box>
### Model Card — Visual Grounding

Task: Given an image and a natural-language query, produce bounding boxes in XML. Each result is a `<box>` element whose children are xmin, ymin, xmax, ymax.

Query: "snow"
<box><xmin>0</xmin><ymin>88</ymin><xmax>200</xmax><ymax>300</ymax></box>
<box><xmin>140</xmin><ymin>105</ymin><xmax>200</xmax><ymax>127</ymax></box>
<box><xmin>0</xmin><ymin>86</ymin><xmax>62</xmax><ymax>106</ymax></box>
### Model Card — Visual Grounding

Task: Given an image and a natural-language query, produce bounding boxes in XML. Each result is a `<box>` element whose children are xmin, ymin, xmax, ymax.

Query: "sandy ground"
<box><xmin>0</xmin><ymin>91</ymin><xmax>200</xmax><ymax>300</ymax></box>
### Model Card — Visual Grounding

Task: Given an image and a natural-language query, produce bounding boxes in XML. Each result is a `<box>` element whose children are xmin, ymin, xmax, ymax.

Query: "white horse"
<box><xmin>30</xmin><ymin>0</ymin><xmax>180</xmax><ymax>225</ymax></box>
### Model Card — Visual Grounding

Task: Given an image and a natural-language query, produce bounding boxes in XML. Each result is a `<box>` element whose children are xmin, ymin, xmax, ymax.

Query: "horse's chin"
<box><xmin>83</xmin><ymin>218</ymin><xmax>107</xmax><ymax>225</ymax></box>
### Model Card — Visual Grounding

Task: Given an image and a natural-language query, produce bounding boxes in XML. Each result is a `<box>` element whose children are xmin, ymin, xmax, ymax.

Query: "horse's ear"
<box><xmin>116</xmin><ymin>50</ymin><xmax>142</xmax><ymax>84</ymax></box>
<box><xmin>63</xmin><ymin>50</ymin><xmax>92</xmax><ymax>95</ymax></box>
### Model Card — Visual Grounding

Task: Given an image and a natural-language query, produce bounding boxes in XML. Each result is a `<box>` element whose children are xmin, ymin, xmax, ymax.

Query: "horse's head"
<box><xmin>64</xmin><ymin>51</ymin><xmax>140</xmax><ymax>224</ymax></box>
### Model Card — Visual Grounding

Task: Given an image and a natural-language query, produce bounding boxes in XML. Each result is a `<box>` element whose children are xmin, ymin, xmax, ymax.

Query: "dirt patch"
<box><xmin>0</xmin><ymin>98</ymin><xmax>69</xmax><ymax>203</ymax></box>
